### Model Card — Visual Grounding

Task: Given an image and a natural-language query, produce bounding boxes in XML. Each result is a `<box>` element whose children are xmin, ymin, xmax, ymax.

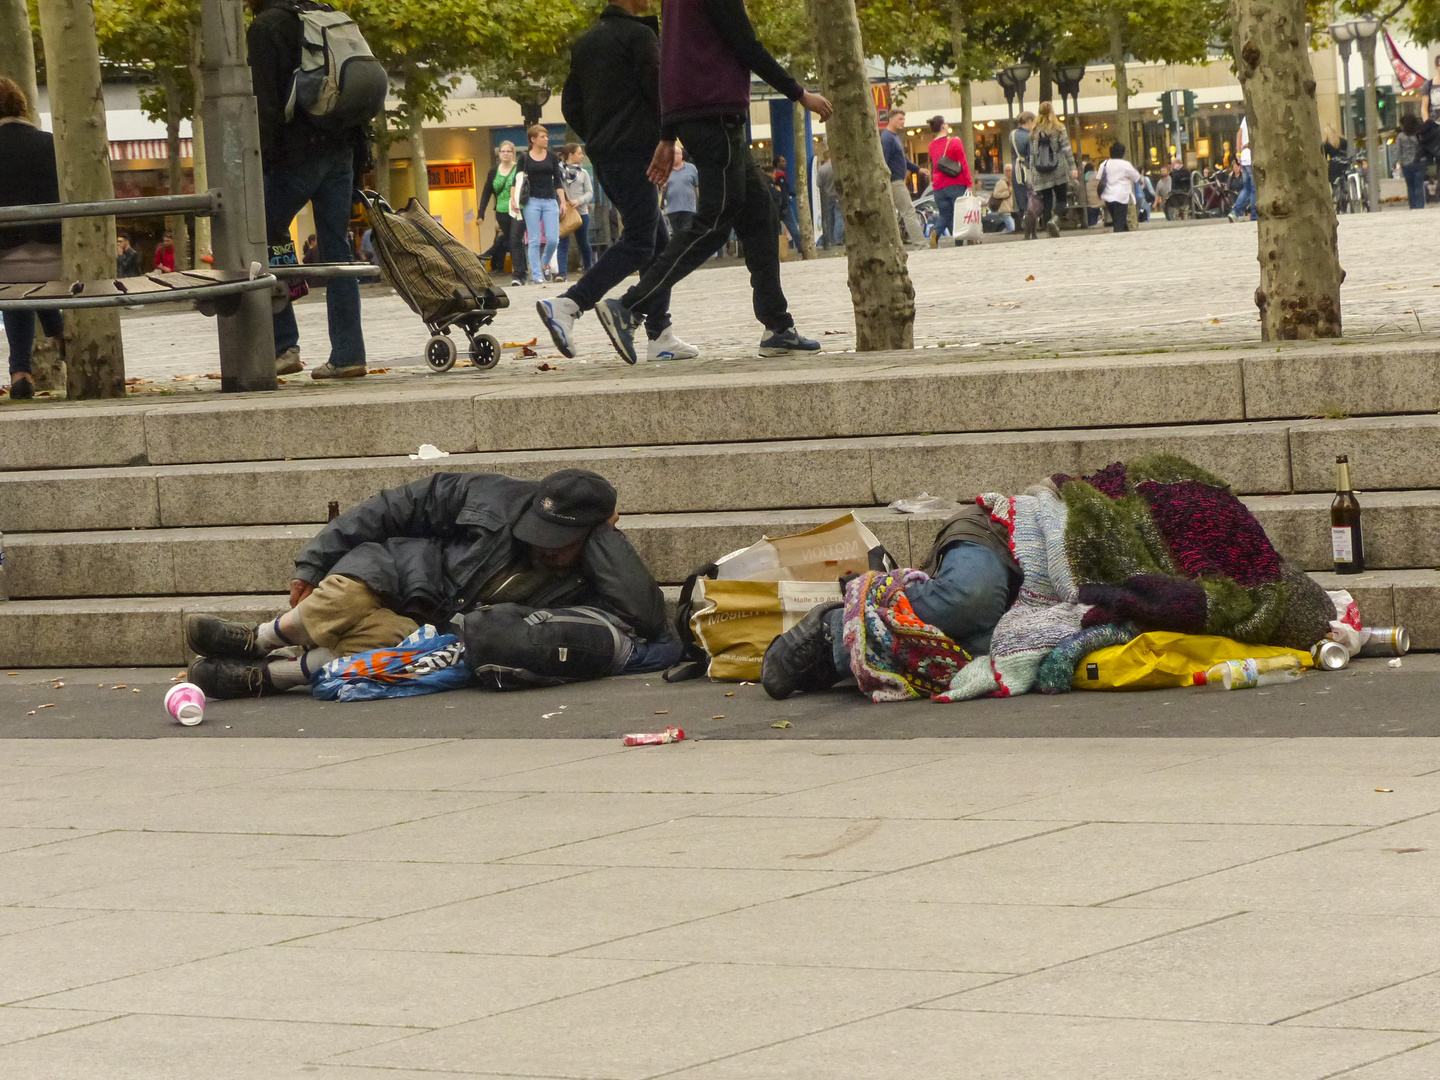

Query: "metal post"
<box><xmin>1336</xmin><ymin>38</ymin><xmax>1353</xmax><ymax>147</ymax></box>
<box><xmin>1356</xmin><ymin>32</ymin><xmax>1383</xmax><ymax>213</ymax></box>
<box><xmin>199</xmin><ymin>0</ymin><xmax>276</xmax><ymax>391</ymax></box>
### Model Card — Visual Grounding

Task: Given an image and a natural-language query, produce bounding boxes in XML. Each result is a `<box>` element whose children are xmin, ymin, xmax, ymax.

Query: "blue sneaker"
<box><xmin>596</xmin><ymin>298</ymin><xmax>640</xmax><ymax>365</ymax></box>
<box><xmin>758</xmin><ymin>327</ymin><xmax>822</xmax><ymax>357</ymax></box>
<box><xmin>536</xmin><ymin>297</ymin><xmax>579</xmax><ymax>359</ymax></box>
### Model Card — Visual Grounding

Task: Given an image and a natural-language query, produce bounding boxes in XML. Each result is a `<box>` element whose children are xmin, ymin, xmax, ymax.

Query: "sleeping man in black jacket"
<box><xmin>184</xmin><ymin>469</ymin><xmax>679</xmax><ymax>698</ymax></box>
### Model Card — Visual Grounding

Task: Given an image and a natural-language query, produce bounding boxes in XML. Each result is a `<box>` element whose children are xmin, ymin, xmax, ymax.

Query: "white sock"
<box><xmin>255</xmin><ymin>617</ymin><xmax>289</xmax><ymax>652</ymax></box>
<box><xmin>267</xmin><ymin>648</ymin><xmax>335</xmax><ymax>691</ymax></box>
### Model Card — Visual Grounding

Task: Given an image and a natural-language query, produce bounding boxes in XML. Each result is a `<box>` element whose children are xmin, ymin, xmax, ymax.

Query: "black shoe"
<box><xmin>184</xmin><ymin>614</ymin><xmax>267</xmax><ymax>660</ymax></box>
<box><xmin>761</xmin><ymin>601</ymin><xmax>844</xmax><ymax>700</ymax></box>
<box><xmin>8</xmin><ymin>373</ymin><xmax>33</xmax><ymax>400</ymax></box>
<box><xmin>187</xmin><ymin>656</ymin><xmax>277</xmax><ymax>700</ymax></box>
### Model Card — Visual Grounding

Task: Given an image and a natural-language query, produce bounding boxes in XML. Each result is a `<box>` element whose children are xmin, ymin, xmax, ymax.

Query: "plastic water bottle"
<box><xmin>1195</xmin><ymin>656</ymin><xmax>1303</xmax><ymax>690</ymax></box>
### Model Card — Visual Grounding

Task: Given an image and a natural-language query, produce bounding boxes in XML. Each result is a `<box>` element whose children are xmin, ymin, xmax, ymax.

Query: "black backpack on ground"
<box><xmin>463</xmin><ymin>604</ymin><xmax>633</xmax><ymax>690</ymax></box>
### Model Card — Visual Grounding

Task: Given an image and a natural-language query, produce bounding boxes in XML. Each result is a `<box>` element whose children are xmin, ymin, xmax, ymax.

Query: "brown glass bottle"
<box><xmin>328</xmin><ymin>500</ymin><xmax>340</xmax><ymax>522</ymax></box>
<box><xmin>1331</xmin><ymin>455</ymin><xmax>1364</xmax><ymax>574</ymax></box>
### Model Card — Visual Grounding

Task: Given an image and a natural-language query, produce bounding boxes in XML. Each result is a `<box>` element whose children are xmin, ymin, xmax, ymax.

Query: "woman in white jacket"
<box><xmin>556</xmin><ymin>143</ymin><xmax>596</xmax><ymax>283</ymax></box>
<box><xmin>1096</xmin><ymin>142</ymin><xmax>1142</xmax><ymax>233</ymax></box>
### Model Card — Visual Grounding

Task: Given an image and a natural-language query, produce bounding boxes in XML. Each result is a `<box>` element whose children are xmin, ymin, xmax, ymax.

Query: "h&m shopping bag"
<box><xmin>952</xmin><ymin>193</ymin><xmax>983</xmax><ymax>244</ymax></box>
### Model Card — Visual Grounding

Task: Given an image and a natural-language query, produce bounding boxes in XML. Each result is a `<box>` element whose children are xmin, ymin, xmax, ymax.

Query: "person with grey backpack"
<box><xmin>247</xmin><ymin>0</ymin><xmax>387</xmax><ymax>379</ymax></box>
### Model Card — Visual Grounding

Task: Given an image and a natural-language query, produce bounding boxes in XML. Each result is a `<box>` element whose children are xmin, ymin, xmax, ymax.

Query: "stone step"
<box><xmin>2</xmin><ymin>573</ymin><xmax>1433</xmax><ymax>669</ymax></box>
<box><xmin>6</xmin><ymin>493</ymin><xmax>1437</xmax><ymax>601</ymax></box>
<box><xmin>3</xmin><ymin>416</ymin><xmax>1435</xmax><ymax>534</ymax></box>
<box><xmin>1</xmin><ymin>340</ymin><xmax>1437</xmax><ymax>469</ymax></box>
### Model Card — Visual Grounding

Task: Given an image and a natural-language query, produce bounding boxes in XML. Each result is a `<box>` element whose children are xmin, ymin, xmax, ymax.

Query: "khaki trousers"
<box><xmin>890</xmin><ymin>179</ymin><xmax>924</xmax><ymax>245</ymax></box>
<box><xmin>295</xmin><ymin>575</ymin><xmax>418</xmax><ymax>656</ymax></box>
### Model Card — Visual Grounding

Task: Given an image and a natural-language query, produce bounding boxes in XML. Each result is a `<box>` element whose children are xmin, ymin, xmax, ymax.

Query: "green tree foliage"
<box><xmin>95</xmin><ymin>0</ymin><xmax>196</xmax><ymax>124</ymax></box>
<box><xmin>468</xmin><ymin>0</ymin><xmax>603</xmax><ymax>126</ymax></box>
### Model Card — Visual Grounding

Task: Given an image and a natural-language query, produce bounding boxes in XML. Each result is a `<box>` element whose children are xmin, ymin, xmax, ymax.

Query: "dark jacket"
<box><xmin>658</xmin><ymin>0</ymin><xmax>803</xmax><ymax>139</ymax></box>
<box><xmin>246</xmin><ymin>0</ymin><xmax>355</xmax><ymax>169</ymax></box>
<box><xmin>561</xmin><ymin>6</ymin><xmax>662</xmax><ymax>158</ymax></box>
<box><xmin>0</xmin><ymin>119</ymin><xmax>61</xmax><ymax>251</ymax></box>
<box><xmin>923</xmin><ymin>503</ymin><xmax>1023</xmax><ymax>604</ymax></box>
<box><xmin>293</xmin><ymin>472</ymin><xmax>668</xmax><ymax>638</ymax></box>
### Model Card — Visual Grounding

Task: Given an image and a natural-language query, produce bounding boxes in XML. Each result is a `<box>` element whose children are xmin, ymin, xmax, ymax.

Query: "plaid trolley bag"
<box><xmin>357</xmin><ymin>189</ymin><xmax>508</xmax><ymax>373</ymax></box>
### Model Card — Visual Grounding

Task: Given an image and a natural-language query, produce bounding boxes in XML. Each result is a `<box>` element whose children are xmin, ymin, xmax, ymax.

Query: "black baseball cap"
<box><xmin>514</xmin><ymin>469</ymin><xmax>617</xmax><ymax>548</ymax></box>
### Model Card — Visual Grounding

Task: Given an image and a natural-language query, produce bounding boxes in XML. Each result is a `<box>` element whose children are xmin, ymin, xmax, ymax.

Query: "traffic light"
<box><xmin>1351</xmin><ymin>88</ymin><xmax>1365</xmax><ymax>136</ymax></box>
<box><xmin>1377</xmin><ymin>85</ymin><xmax>1397</xmax><ymax>129</ymax></box>
<box><xmin>1160</xmin><ymin>91</ymin><xmax>1176</xmax><ymax>126</ymax></box>
<box><xmin>1182</xmin><ymin>90</ymin><xmax>1197</xmax><ymax>118</ymax></box>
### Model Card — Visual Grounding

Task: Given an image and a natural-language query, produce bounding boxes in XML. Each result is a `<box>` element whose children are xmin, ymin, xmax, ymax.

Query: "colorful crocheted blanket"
<box><xmin>842</xmin><ymin>569</ymin><xmax>973</xmax><ymax>702</ymax></box>
<box><xmin>939</xmin><ymin>454</ymin><xmax>1334</xmax><ymax>701</ymax></box>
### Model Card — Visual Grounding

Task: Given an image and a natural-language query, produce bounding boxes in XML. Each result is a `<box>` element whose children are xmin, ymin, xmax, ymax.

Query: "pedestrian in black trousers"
<box><xmin>536</xmin><ymin>0</ymin><xmax>696</xmax><ymax>363</ymax></box>
<box><xmin>590</xmin><ymin>0</ymin><xmax>833</xmax><ymax>364</ymax></box>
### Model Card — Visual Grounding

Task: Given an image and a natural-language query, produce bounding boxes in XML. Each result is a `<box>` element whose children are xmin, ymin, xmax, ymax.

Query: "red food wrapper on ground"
<box><xmin>623</xmin><ymin>727</ymin><xmax>685</xmax><ymax>746</ymax></box>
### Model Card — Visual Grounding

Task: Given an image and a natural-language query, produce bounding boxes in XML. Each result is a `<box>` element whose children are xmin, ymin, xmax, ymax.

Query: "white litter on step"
<box><xmin>409</xmin><ymin>444</ymin><xmax>450</xmax><ymax>461</ymax></box>
<box><xmin>1389</xmin><ymin>657</ymin><xmax>1403</xmax><ymax>668</ymax></box>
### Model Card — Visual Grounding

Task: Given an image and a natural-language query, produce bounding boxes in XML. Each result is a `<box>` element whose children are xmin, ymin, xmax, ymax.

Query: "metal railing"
<box><xmin>0</xmin><ymin>192</ymin><xmax>220</xmax><ymax>226</ymax></box>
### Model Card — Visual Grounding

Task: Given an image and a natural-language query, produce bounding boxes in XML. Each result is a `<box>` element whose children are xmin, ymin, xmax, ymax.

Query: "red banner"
<box><xmin>1383</xmin><ymin>29</ymin><xmax>1428</xmax><ymax>92</ymax></box>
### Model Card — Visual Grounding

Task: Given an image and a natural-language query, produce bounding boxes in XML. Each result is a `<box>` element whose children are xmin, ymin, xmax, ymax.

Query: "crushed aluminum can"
<box><xmin>1358</xmin><ymin>627</ymin><xmax>1410</xmax><ymax>657</ymax></box>
<box><xmin>623</xmin><ymin>727</ymin><xmax>685</xmax><ymax>747</ymax></box>
<box><xmin>1313</xmin><ymin>640</ymin><xmax>1350</xmax><ymax>671</ymax></box>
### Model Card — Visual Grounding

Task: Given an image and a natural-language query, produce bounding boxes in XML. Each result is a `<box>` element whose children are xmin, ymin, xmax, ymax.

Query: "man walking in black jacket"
<box><xmin>247</xmin><ymin>0</ymin><xmax>370</xmax><ymax>379</ymax></box>
<box><xmin>593</xmin><ymin>0</ymin><xmax>833</xmax><ymax>364</ymax></box>
<box><xmin>537</xmin><ymin>0</ymin><xmax>697</xmax><ymax>363</ymax></box>
<box><xmin>183</xmin><ymin>469</ymin><xmax>678</xmax><ymax>698</ymax></box>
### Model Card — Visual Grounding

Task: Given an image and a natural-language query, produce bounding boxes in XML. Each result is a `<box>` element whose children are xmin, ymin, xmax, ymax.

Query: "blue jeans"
<box><xmin>931</xmin><ymin>184</ymin><xmax>970</xmax><ymax>240</ymax></box>
<box><xmin>265</xmin><ymin>148</ymin><xmax>364</xmax><ymax>366</ymax></box>
<box><xmin>1403</xmin><ymin>161</ymin><xmax>1427</xmax><ymax>209</ymax></box>
<box><xmin>524</xmin><ymin>197</ymin><xmax>560</xmax><ymax>283</ymax></box>
<box><xmin>563</xmin><ymin>152</ymin><xmax>672</xmax><ymax>338</ymax></box>
<box><xmin>1232</xmin><ymin>166</ymin><xmax>1256</xmax><ymax>220</ymax></box>
<box><xmin>556</xmin><ymin>215</ymin><xmax>593</xmax><ymax>277</ymax></box>
<box><xmin>780</xmin><ymin>196</ymin><xmax>802</xmax><ymax>248</ymax></box>
<box><xmin>4</xmin><ymin>308</ymin><xmax>63</xmax><ymax>376</ymax></box>
<box><xmin>821</xmin><ymin>196</ymin><xmax>843</xmax><ymax>246</ymax></box>
<box><xmin>623</xmin><ymin>631</ymin><xmax>684</xmax><ymax>674</ymax></box>
<box><xmin>827</xmin><ymin>541</ymin><xmax>1016</xmax><ymax>672</ymax></box>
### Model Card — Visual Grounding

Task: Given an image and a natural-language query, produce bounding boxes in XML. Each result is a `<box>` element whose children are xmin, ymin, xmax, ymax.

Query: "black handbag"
<box><xmin>935</xmin><ymin>137</ymin><xmax>963</xmax><ymax>178</ymax></box>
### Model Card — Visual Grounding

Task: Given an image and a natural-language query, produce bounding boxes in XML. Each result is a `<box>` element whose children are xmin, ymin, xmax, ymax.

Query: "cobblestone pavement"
<box><xmin>116</xmin><ymin>209</ymin><xmax>1440</xmax><ymax>382</ymax></box>
<box><xmin>1</xmin><ymin>735</ymin><xmax>1438</xmax><ymax>1078</ymax></box>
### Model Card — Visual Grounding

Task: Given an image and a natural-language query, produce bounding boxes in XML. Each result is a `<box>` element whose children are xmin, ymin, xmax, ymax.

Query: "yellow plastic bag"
<box><xmin>1072</xmin><ymin>632</ymin><xmax>1313</xmax><ymax>691</ymax></box>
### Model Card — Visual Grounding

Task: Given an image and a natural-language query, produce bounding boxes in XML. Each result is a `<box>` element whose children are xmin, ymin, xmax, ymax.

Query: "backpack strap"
<box><xmin>663</xmin><ymin>562</ymin><xmax>718</xmax><ymax>683</ymax></box>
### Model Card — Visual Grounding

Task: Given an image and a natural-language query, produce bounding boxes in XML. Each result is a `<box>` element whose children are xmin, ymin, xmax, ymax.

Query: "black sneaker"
<box><xmin>596</xmin><ymin>298</ymin><xmax>640</xmax><ymax>364</ymax></box>
<box><xmin>758</xmin><ymin>328</ymin><xmax>822</xmax><ymax>357</ymax></box>
<box><xmin>187</xmin><ymin>656</ymin><xmax>277</xmax><ymax>700</ymax></box>
<box><xmin>761</xmin><ymin>601</ymin><xmax>844</xmax><ymax>700</ymax></box>
<box><xmin>184</xmin><ymin>614</ymin><xmax>267</xmax><ymax>660</ymax></box>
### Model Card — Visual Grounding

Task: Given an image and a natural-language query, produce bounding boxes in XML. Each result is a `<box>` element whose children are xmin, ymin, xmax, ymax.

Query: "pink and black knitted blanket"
<box><xmin>939</xmin><ymin>453</ymin><xmax>1333</xmax><ymax>700</ymax></box>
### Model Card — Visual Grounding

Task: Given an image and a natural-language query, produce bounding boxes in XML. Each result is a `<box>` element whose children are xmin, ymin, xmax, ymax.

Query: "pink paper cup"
<box><xmin>164</xmin><ymin>682</ymin><xmax>206</xmax><ymax>726</ymax></box>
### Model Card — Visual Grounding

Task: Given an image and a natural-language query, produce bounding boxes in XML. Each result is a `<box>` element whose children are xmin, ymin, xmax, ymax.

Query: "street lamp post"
<box><xmin>996</xmin><ymin>64</ymin><xmax>1031</xmax><ymax>169</ymax></box>
<box><xmin>1352</xmin><ymin>18</ymin><xmax>1383</xmax><ymax>212</ymax></box>
<box><xmin>1056</xmin><ymin>64</ymin><xmax>1087</xmax><ymax>228</ymax></box>
<box><xmin>1327</xmin><ymin>22</ymin><xmax>1354</xmax><ymax>148</ymax></box>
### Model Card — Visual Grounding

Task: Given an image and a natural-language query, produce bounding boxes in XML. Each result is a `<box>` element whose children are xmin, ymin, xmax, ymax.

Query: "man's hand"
<box><xmin>800</xmin><ymin>91</ymin><xmax>833</xmax><ymax>121</ymax></box>
<box><xmin>289</xmin><ymin>579</ymin><xmax>315</xmax><ymax>609</ymax></box>
<box><xmin>648</xmin><ymin>140</ymin><xmax>677</xmax><ymax>185</ymax></box>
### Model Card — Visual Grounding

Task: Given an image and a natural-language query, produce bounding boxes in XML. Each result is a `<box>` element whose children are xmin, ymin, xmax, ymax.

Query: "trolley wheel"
<box><xmin>425</xmin><ymin>334</ymin><xmax>458</xmax><ymax>373</ymax></box>
<box><xmin>470</xmin><ymin>333</ymin><xmax>501</xmax><ymax>371</ymax></box>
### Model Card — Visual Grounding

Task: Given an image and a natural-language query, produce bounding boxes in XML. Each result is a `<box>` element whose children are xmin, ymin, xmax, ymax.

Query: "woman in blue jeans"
<box><xmin>517</xmin><ymin>125</ymin><xmax>571</xmax><ymax>285</ymax></box>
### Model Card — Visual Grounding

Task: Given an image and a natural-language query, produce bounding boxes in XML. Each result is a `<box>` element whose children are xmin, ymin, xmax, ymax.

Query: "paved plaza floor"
<box><xmin>116</xmin><ymin>209</ymin><xmax>1440</xmax><ymax>382</ymax></box>
<box><xmin>1</xmin><ymin>735</ymin><xmax>1439</xmax><ymax>1078</ymax></box>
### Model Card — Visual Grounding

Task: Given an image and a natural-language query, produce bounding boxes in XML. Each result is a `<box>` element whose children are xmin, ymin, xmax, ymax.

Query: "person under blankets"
<box><xmin>184</xmin><ymin>469</ymin><xmax>681</xmax><ymax>698</ymax></box>
<box><xmin>761</xmin><ymin>504</ymin><xmax>1024</xmax><ymax>699</ymax></box>
<box><xmin>762</xmin><ymin>454</ymin><xmax>1334</xmax><ymax>704</ymax></box>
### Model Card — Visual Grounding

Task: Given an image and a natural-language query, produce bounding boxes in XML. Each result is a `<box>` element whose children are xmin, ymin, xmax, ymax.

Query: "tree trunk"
<box><xmin>37</xmin><ymin>0</ymin><xmax>125</xmax><ymax>398</ymax></box>
<box><xmin>0</xmin><ymin>0</ymin><xmax>41</xmax><ymax>122</ymax></box>
<box><xmin>1109</xmin><ymin>11</ymin><xmax>1130</xmax><ymax>152</ymax></box>
<box><xmin>806</xmin><ymin>0</ymin><xmax>914</xmax><ymax>351</ymax></box>
<box><xmin>159</xmin><ymin>67</ymin><xmax>190</xmax><ymax>270</ymax></box>
<box><xmin>407</xmin><ymin>104</ymin><xmax>430</xmax><ymax>210</ymax></box>
<box><xmin>1039</xmin><ymin>58</ymin><xmax>1053</xmax><ymax>103</ymax></box>
<box><xmin>792</xmin><ymin>99</ymin><xmax>816</xmax><ymax>260</ymax></box>
<box><xmin>948</xmin><ymin>0</ymin><xmax>975</xmax><ymax>169</ymax></box>
<box><xmin>189</xmin><ymin>24</ymin><xmax>210</xmax><ymax>262</ymax></box>
<box><xmin>1232</xmin><ymin>0</ymin><xmax>1342</xmax><ymax>339</ymax></box>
